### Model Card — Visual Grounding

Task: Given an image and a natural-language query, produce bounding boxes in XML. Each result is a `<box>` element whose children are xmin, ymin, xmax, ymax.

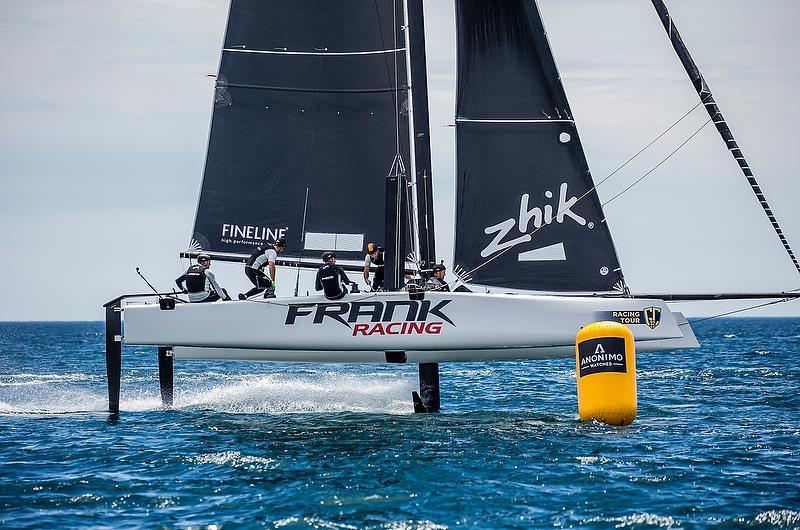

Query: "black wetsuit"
<box><xmin>315</xmin><ymin>264</ymin><xmax>351</xmax><ymax>300</ymax></box>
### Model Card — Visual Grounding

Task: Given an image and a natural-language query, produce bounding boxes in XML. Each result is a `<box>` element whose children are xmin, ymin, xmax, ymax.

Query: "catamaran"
<box><xmin>104</xmin><ymin>0</ymin><xmax>799</xmax><ymax>413</ymax></box>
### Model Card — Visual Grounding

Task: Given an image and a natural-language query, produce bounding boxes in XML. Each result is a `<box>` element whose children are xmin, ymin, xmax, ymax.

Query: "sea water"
<box><xmin>0</xmin><ymin>319</ymin><xmax>798</xmax><ymax>529</ymax></box>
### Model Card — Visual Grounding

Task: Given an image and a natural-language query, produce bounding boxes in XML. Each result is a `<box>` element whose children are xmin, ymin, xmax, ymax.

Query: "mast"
<box><xmin>383</xmin><ymin>0</ymin><xmax>413</xmax><ymax>290</ymax></box>
<box><xmin>651</xmin><ymin>0</ymin><xmax>800</xmax><ymax>276</ymax></box>
<box><xmin>407</xmin><ymin>0</ymin><xmax>437</xmax><ymax>268</ymax></box>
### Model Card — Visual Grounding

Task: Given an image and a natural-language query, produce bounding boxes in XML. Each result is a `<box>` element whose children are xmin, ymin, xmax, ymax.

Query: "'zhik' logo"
<box><xmin>480</xmin><ymin>182</ymin><xmax>591</xmax><ymax>260</ymax></box>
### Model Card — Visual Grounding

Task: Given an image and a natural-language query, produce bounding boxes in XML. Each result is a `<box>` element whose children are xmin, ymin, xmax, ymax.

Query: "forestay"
<box><xmin>453</xmin><ymin>0</ymin><xmax>624</xmax><ymax>293</ymax></box>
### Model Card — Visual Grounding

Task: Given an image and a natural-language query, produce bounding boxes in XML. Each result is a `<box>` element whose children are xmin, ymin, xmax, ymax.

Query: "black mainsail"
<box><xmin>452</xmin><ymin>0</ymin><xmax>624</xmax><ymax>293</ymax></box>
<box><xmin>190</xmin><ymin>0</ymin><xmax>411</xmax><ymax>265</ymax></box>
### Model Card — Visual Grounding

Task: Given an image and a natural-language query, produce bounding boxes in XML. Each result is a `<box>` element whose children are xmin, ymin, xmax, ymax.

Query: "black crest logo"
<box><xmin>644</xmin><ymin>306</ymin><xmax>662</xmax><ymax>329</ymax></box>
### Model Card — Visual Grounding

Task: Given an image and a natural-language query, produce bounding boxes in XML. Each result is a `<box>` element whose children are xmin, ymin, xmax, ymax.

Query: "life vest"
<box><xmin>318</xmin><ymin>264</ymin><xmax>346</xmax><ymax>299</ymax></box>
<box><xmin>369</xmin><ymin>251</ymin><xmax>385</xmax><ymax>267</ymax></box>
<box><xmin>185</xmin><ymin>264</ymin><xmax>207</xmax><ymax>293</ymax></box>
<box><xmin>245</xmin><ymin>246</ymin><xmax>263</xmax><ymax>269</ymax></box>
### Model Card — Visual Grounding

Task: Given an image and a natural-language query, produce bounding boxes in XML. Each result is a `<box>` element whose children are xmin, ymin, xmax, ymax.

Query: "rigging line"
<box><xmin>464</xmin><ymin>106</ymin><xmax>709</xmax><ymax>277</ymax></box>
<box><xmin>403</xmin><ymin>169</ymin><xmax>420</xmax><ymax>270</ymax></box>
<box><xmin>652</xmin><ymin>0</ymin><xmax>800</xmax><ymax>277</ymax></box>
<box><xmin>592</xmin><ymin>102</ymin><xmax>701</xmax><ymax>191</ymax></box>
<box><xmin>684</xmin><ymin>297</ymin><xmax>797</xmax><ymax>325</ymax></box>
<box><xmin>393</xmin><ymin>0</ymin><xmax>401</xmax><ymax>156</ymax></box>
<box><xmin>294</xmin><ymin>187</ymin><xmax>310</xmax><ymax>298</ymax></box>
<box><xmin>602</xmin><ymin>116</ymin><xmax>712</xmax><ymax>207</ymax></box>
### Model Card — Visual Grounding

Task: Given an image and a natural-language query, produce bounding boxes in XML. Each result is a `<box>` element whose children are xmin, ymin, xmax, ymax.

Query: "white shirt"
<box><xmin>250</xmin><ymin>248</ymin><xmax>278</xmax><ymax>270</ymax></box>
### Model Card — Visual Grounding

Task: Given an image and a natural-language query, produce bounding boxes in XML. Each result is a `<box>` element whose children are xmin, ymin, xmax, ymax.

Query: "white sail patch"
<box><xmin>305</xmin><ymin>232</ymin><xmax>364</xmax><ymax>252</ymax></box>
<box><xmin>518</xmin><ymin>242</ymin><xmax>566</xmax><ymax>262</ymax></box>
<box><xmin>480</xmin><ymin>182</ymin><xmax>588</xmax><ymax>258</ymax></box>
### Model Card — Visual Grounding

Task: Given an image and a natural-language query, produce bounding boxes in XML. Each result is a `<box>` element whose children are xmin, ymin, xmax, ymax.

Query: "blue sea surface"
<box><xmin>0</xmin><ymin>318</ymin><xmax>798</xmax><ymax>529</ymax></box>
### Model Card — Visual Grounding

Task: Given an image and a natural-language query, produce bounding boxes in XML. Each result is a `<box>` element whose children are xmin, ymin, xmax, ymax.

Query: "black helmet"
<box><xmin>197</xmin><ymin>254</ymin><xmax>211</xmax><ymax>264</ymax></box>
<box><xmin>431</xmin><ymin>263</ymin><xmax>446</xmax><ymax>273</ymax></box>
<box><xmin>275</xmin><ymin>238</ymin><xmax>287</xmax><ymax>248</ymax></box>
<box><xmin>321</xmin><ymin>251</ymin><xmax>336</xmax><ymax>263</ymax></box>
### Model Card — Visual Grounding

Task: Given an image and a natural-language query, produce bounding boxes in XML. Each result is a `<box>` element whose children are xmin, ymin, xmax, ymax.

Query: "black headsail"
<box><xmin>190</xmin><ymin>0</ymin><xmax>410</xmax><ymax>266</ymax></box>
<box><xmin>453</xmin><ymin>0</ymin><xmax>624</xmax><ymax>293</ymax></box>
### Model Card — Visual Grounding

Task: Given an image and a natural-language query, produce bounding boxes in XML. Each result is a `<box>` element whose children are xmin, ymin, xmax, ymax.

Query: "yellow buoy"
<box><xmin>575</xmin><ymin>321</ymin><xmax>637</xmax><ymax>426</ymax></box>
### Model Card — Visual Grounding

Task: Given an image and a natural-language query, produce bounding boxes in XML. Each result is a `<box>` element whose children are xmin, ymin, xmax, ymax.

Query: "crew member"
<box><xmin>424</xmin><ymin>263</ymin><xmax>450</xmax><ymax>292</ymax></box>
<box><xmin>363</xmin><ymin>242</ymin><xmax>385</xmax><ymax>291</ymax></box>
<box><xmin>175</xmin><ymin>254</ymin><xmax>230</xmax><ymax>302</ymax></box>
<box><xmin>316</xmin><ymin>251</ymin><xmax>354</xmax><ymax>300</ymax></box>
<box><xmin>239</xmin><ymin>238</ymin><xmax>286</xmax><ymax>299</ymax></box>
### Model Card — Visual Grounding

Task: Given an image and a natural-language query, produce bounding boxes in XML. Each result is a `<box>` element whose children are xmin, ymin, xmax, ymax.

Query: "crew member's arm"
<box><xmin>314</xmin><ymin>269</ymin><xmax>323</xmax><ymax>291</ymax></box>
<box><xmin>363</xmin><ymin>255</ymin><xmax>370</xmax><ymax>284</ymax></box>
<box><xmin>265</xmin><ymin>248</ymin><xmax>278</xmax><ymax>283</ymax></box>
<box><xmin>175</xmin><ymin>274</ymin><xmax>186</xmax><ymax>291</ymax></box>
<box><xmin>339</xmin><ymin>267</ymin><xmax>353</xmax><ymax>285</ymax></box>
<box><xmin>204</xmin><ymin>270</ymin><xmax>227</xmax><ymax>299</ymax></box>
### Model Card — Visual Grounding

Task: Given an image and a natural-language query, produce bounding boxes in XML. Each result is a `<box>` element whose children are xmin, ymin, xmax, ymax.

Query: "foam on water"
<box><xmin>0</xmin><ymin>369</ymin><xmax>416</xmax><ymax>415</ymax></box>
<box><xmin>168</xmin><ymin>372</ymin><xmax>415</xmax><ymax>414</ymax></box>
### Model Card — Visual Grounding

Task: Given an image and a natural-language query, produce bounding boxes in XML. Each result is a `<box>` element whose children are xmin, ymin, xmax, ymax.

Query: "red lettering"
<box><xmin>367</xmin><ymin>323</ymin><xmax>385</xmax><ymax>336</ymax></box>
<box><xmin>409</xmin><ymin>322</ymin><xmax>425</xmax><ymax>334</ymax></box>
<box><xmin>352</xmin><ymin>321</ymin><xmax>446</xmax><ymax>337</ymax></box>
<box><xmin>425</xmin><ymin>322</ymin><xmax>442</xmax><ymax>334</ymax></box>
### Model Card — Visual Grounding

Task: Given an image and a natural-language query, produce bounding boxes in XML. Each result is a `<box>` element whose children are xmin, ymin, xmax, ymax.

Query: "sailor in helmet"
<box><xmin>424</xmin><ymin>263</ymin><xmax>450</xmax><ymax>292</ymax></box>
<box><xmin>239</xmin><ymin>237</ymin><xmax>286</xmax><ymax>299</ymax></box>
<box><xmin>175</xmin><ymin>254</ymin><xmax>230</xmax><ymax>302</ymax></box>
<box><xmin>315</xmin><ymin>251</ymin><xmax>355</xmax><ymax>300</ymax></box>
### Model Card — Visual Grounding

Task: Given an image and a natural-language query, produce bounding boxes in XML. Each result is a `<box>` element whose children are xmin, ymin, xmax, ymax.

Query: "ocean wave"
<box><xmin>584</xmin><ymin>513</ymin><xmax>679</xmax><ymax>528</ymax></box>
<box><xmin>0</xmin><ymin>386</ymin><xmax>107</xmax><ymax>414</ymax></box>
<box><xmin>751</xmin><ymin>509</ymin><xmax>800</xmax><ymax>527</ymax></box>
<box><xmin>0</xmin><ymin>372</ymin><xmax>100</xmax><ymax>386</ymax></box>
<box><xmin>273</xmin><ymin>517</ymin><xmax>447</xmax><ymax>530</ymax></box>
<box><xmin>190</xmin><ymin>451</ymin><xmax>277</xmax><ymax>471</ymax></box>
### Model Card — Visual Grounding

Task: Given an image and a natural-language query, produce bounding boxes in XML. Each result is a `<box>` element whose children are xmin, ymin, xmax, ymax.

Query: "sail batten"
<box><xmin>218</xmin><ymin>83</ymin><xmax>406</xmax><ymax>94</ymax></box>
<box><xmin>457</xmin><ymin>118</ymin><xmax>575</xmax><ymax>124</ymax></box>
<box><xmin>223</xmin><ymin>48</ymin><xmax>406</xmax><ymax>56</ymax></box>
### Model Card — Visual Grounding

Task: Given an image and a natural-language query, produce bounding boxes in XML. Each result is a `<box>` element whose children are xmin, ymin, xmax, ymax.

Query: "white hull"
<box><xmin>121</xmin><ymin>291</ymin><xmax>698</xmax><ymax>362</ymax></box>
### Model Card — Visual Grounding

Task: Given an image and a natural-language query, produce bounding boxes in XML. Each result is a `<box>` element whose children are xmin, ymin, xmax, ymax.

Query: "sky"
<box><xmin>0</xmin><ymin>0</ymin><xmax>798</xmax><ymax>321</ymax></box>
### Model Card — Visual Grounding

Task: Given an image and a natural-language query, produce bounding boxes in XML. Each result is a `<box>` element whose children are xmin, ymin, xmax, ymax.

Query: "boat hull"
<box><xmin>121</xmin><ymin>291</ymin><xmax>698</xmax><ymax>361</ymax></box>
